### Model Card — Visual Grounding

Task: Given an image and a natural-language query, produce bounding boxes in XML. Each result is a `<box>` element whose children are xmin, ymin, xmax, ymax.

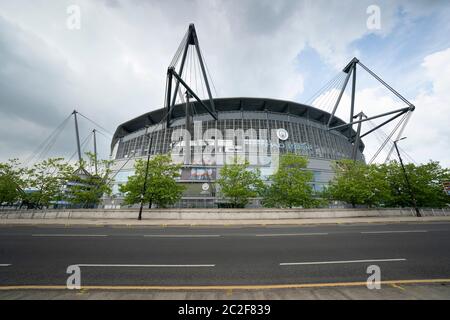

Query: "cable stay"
<box><xmin>384</xmin><ymin>111</ymin><xmax>413</xmax><ymax>163</ymax></box>
<box><xmin>94</xmin><ymin>129</ymin><xmax>112</xmax><ymax>142</ymax></box>
<box><xmin>23</xmin><ymin>108</ymin><xmax>113</xmax><ymax>173</ymax></box>
<box><xmin>307</xmin><ymin>72</ymin><xmax>347</xmax><ymax>112</ymax></box>
<box><xmin>362</xmin><ymin>116</ymin><xmax>416</xmax><ymax>166</ymax></box>
<box><xmin>367</xmin><ymin>112</ymin><xmax>409</xmax><ymax>164</ymax></box>
<box><xmin>68</xmin><ymin>131</ymin><xmax>93</xmax><ymax>163</ymax></box>
<box><xmin>24</xmin><ymin>114</ymin><xmax>72</xmax><ymax>166</ymax></box>
<box><xmin>77</xmin><ymin>111</ymin><xmax>113</xmax><ymax>136</ymax></box>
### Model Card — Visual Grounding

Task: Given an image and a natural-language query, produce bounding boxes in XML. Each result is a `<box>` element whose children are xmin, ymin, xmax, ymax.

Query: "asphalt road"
<box><xmin>1</xmin><ymin>222</ymin><xmax>450</xmax><ymax>287</ymax></box>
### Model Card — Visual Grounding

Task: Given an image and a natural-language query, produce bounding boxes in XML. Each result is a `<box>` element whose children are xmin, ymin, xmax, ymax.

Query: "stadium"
<box><xmin>105</xmin><ymin>24</ymin><xmax>413</xmax><ymax>208</ymax></box>
<box><xmin>108</xmin><ymin>97</ymin><xmax>364</xmax><ymax>208</ymax></box>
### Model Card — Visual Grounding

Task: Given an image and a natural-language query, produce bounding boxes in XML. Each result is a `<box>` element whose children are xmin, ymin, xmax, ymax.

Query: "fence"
<box><xmin>0</xmin><ymin>207</ymin><xmax>449</xmax><ymax>220</ymax></box>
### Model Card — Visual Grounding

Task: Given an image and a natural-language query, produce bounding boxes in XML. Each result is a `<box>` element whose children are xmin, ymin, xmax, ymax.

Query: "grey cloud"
<box><xmin>0</xmin><ymin>15</ymin><xmax>70</xmax><ymax>127</ymax></box>
<box><xmin>0</xmin><ymin>0</ymin><xmax>448</xmax><ymax>166</ymax></box>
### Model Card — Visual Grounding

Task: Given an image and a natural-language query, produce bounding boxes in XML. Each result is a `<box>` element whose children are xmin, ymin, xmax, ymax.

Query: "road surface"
<box><xmin>1</xmin><ymin>221</ymin><xmax>450</xmax><ymax>291</ymax></box>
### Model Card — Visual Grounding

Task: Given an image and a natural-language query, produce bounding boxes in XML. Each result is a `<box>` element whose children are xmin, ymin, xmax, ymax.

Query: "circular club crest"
<box><xmin>201</xmin><ymin>183</ymin><xmax>210</xmax><ymax>191</ymax></box>
<box><xmin>276</xmin><ymin>128</ymin><xmax>289</xmax><ymax>141</ymax></box>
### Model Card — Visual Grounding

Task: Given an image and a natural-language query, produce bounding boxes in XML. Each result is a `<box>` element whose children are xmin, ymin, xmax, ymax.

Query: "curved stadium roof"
<box><xmin>112</xmin><ymin>97</ymin><xmax>362</xmax><ymax>152</ymax></box>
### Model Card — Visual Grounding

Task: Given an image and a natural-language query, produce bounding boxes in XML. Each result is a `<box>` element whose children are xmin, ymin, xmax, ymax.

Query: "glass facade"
<box><xmin>115</xmin><ymin>112</ymin><xmax>362</xmax><ymax>162</ymax></box>
<box><xmin>109</xmin><ymin>109</ymin><xmax>364</xmax><ymax>208</ymax></box>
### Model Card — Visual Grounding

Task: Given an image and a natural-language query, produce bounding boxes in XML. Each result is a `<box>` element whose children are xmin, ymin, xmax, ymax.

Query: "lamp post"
<box><xmin>138</xmin><ymin>127</ymin><xmax>153</xmax><ymax>221</ymax></box>
<box><xmin>393</xmin><ymin>137</ymin><xmax>421</xmax><ymax>217</ymax></box>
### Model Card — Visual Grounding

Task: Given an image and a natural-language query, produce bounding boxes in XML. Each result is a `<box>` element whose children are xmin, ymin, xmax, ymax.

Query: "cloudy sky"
<box><xmin>0</xmin><ymin>0</ymin><xmax>449</xmax><ymax>166</ymax></box>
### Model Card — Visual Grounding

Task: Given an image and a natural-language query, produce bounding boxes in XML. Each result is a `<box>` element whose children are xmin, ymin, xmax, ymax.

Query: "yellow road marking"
<box><xmin>390</xmin><ymin>283</ymin><xmax>405</xmax><ymax>291</ymax></box>
<box><xmin>0</xmin><ymin>279</ymin><xmax>449</xmax><ymax>291</ymax></box>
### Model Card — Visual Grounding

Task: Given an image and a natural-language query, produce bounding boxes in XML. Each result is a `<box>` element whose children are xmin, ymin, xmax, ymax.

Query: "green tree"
<box><xmin>119</xmin><ymin>154</ymin><xmax>184</xmax><ymax>208</ymax></box>
<box><xmin>263</xmin><ymin>153</ymin><xmax>316</xmax><ymax>208</ymax></box>
<box><xmin>0</xmin><ymin>159</ymin><xmax>26</xmax><ymax>206</ymax></box>
<box><xmin>25</xmin><ymin>158</ymin><xmax>74</xmax><ymax>209</ymax></box>
<box><xmin>217</xmin><ymin>158</ymin><xmax>264</xmax><ymax>208</ymax></box>
<box><xmin>67</xmin><ymin>152</ymin><xmax>113</xmax><ymax>208</ymax></box>
<box><xmin>384</xmin><ymin>160</ymin><xmax>449</xmax><ymax>208</ymax></box>
<box><xmin>325</xmin><ymin>160</ymin><xmax>391</xmax><ymax>208</ymax></box>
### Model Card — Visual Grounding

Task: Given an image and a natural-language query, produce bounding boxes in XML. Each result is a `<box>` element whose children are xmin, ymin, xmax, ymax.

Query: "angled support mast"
<box><xmin>169</xmin><ymin>67</ymin><xmax>218</xmax><ymax>121</ymax></box>
<box><xmin>93</xmin><ymin>129</ymin><xmax>98</xmax><ymax>176</ymax></box>
<box><xmin>327</xmin><ymin>57</ymin><xmax>359</xmax><ymax>128</ymax></box>
<box><xmin>351</xmin><ymin>112</ymin><xmax>365</xmax><ymax>161</ymax></box>
<box><xmin>330</xmin><ymin>106</ymin><xmax>413</xmax><ymax>132</ymax></box>
<box><xmin>72</xmin><ymin>110</ymin><xmax>82</xmax><ymax>164</ymax></box>
<box><xmin>165</xmin><ymin>24</ymin><xmax>217</xmax><ymax>127</ymax></box>
<box><xmin>326</xmin><ymin>57</ymin><xmax>416</xmax><ymax>162</ymax></box>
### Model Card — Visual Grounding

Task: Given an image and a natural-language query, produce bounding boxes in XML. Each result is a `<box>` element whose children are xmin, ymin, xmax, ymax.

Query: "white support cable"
<box><xmin>77</xmin><ymin>112</ymin><xmax>113</xmax><ymax>136</ymax></box>
<box><xmin>193</xmin><ymin>43</ymin><xmax>207</xmax><ymax>101</ymax></box>
<box><xmin>322</xmin><ymin>77</ymin><xmax>346</xmax><ymax>113</ymax></box>
<box><xmin>169</xmin><ymin>30</ymin><xmax>188</xmax><ymax>68</ymax></box>
<box><xmin>368</xmin><ymin>113</ymin><xmax>409</xmax><ymax>164</ymax></box>
<box><xmin>193</xmin><ymin>45</ymin><xmax>199</xmax><ymax>98</ymax></box>
<box><xmin>307</xmin><ymin>72</ymin><xmax>344</xmax><ymax>107</ymax></box>
<box><xmin>367</xmin><ymin>114</ymin><xmax>417</xmax><ymax>165</ymax></box>
<box><xmin>33</xmin><ymin>123</ymin><xmax>69</xmax><ymax>164</ymax></box>
<box><xmin>30</xmin><ymin>131</ymin><xmax>95</xmax><ymax>201</ymax></box>
<box><xmin>198</xmin><ymin>56</ymin><xmax>207</xmax><ymax>100</ymax></box>
<box><xmin>198</xmin><ymin>45</ymin><xmax>218</xmax><ymax>97</ymax></box>
<box><xmin>68</xmin><ymin>131</ymin><xmax>93</xmax><ymax>163</ymax></box>
<box><xmin>314</xmin><ymin>75</ymin><xmax>344</xmax><ymax>113</ymax></box>
<box><xmin>190</xmin><ymin>46</ymin><xmax>194</xmax><ymax>96</ymax></box>
<box><xmin>82</xmin><ymin>133</ymin><xmax>93</xmax><ymax>154</ymax></box>
<box><xmin>385</xmin><ymin>111</ymin><xmax>412</xmax><ymax>162</ymax></box>
<box><xmin>177</xmin><ymin>81</ymin><xmax>185</xmax><ymax>104</ymax></box>
<box><xmin>366</xmin><ymin>120</ymin><xmax>390</xmax><ymax>160</ymax></box>
<box><xmin>320</xmin><ymin>74</ymin><xmax>346</xmax><ymax>113</ymax></box>
<box><xmin>305</xmin><ymin>79</ymin><xmax>336</xmax><ymax>108</ymax></box>
<box><xmin>368</xmin><ymin>118</ymin><xmax>402</xmax><ymax>164</ymax></box>
<box><xmin>397</xmin><ymin>144</ymin><xmax>417</xmax><ymax>165</ymax></box>
<box><xmin>95</xmin><ymin>129</ymin><xmax>112</xmax><ymax>140</ymax></box>
<box><xmin>366</xmin><ymin>119</ymin><xmax>393</xmax><ymax>162</ymax></box>
<box><xmin>24</xmin><ymin>114</ymin><xmax>72</xmax><ymax>166</ymax></box>
<box><xmin>107</xmin><ymin>110</ymin><xmax>171</xmax><ymax>184</ymax></box>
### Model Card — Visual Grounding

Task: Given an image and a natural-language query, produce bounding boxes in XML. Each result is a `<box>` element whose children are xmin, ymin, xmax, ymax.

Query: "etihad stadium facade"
<box><xmin>106</xmin><ymin>97</ymin><xmax>364</xmax><ymax>208</ymax></box>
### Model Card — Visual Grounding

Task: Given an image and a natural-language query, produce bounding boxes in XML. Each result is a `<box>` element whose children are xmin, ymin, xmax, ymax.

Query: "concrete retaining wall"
<box><xmin>0</xmin><ymin>207</ymin><xmax>449</xmax><ymax>220</ymax></box>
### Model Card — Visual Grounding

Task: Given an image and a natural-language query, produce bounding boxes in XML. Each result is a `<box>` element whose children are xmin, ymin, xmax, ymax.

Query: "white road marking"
<box><xmin>280</xmin><ymin>258</ymin><xmax>406</xmax><ymax>266</ymax></box>
<box><xmin>361</xmin><ymin>230</ymin><xmax>427</xmax><ymax>234</ymax></box>
<box><xmin>76</xmin><ymin>264</ymin><xmax>215</xmax><ymax>268</ymax></box>
<box><xmin>255</xmin><ymin>233</ymin><xmax>328</xmax><ymax>237</ymax></box>
<box><xmin>32</xmin><ymin>234</ymin><xmax>108</xmax><ymax>237</ymax></box>
<box><xmin>0</xmin><ymin>264</ymin><xmax>11</xmax><ymax>267</ymax></box>
<box><xmin>143</xmin><ymin>234</ymin><xmax>221</xmax><ymax>238</ymax></box>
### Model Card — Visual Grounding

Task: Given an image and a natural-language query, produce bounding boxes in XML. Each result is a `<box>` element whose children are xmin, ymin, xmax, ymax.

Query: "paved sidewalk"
<box><xmin>1</xmin><ymin>282</ymin><xmax>449</xmax><ymax>300</ymax></box>
<box><xmin>1</xmin><ymin>216</ymin><xmax>450</xmax><ymax>226</ymax></box>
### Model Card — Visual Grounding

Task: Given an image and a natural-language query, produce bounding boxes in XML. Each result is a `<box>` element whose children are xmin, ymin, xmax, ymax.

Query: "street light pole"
<box><xmin>393</xmin><ymin>138</ymin><xmax>421</xmax><ymax>217</ymax></box>
<box><xmin>138</xmin><ymin>128</ymin><xmax>153</xmax><ymax>221</ymax></box>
